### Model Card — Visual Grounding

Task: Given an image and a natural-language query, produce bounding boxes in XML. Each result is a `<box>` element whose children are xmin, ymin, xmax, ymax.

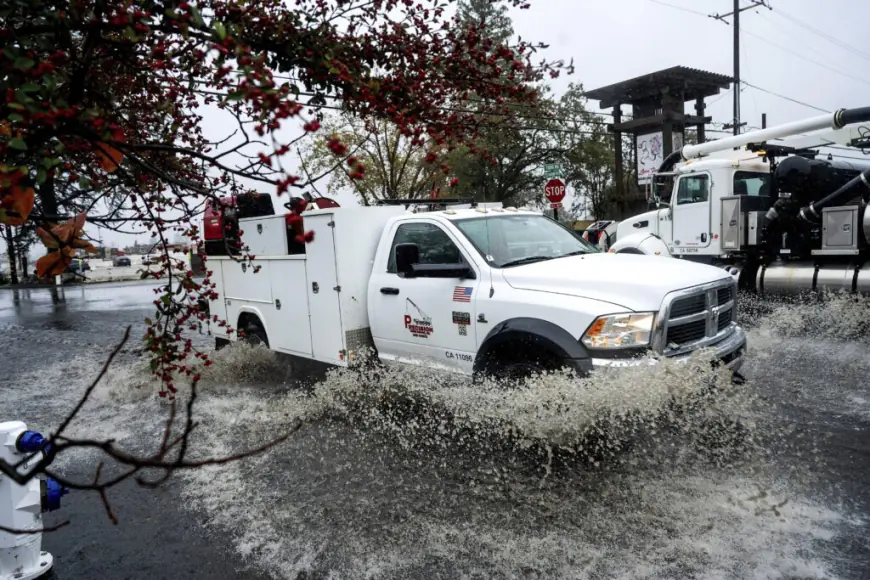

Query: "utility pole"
<box><xmin>710</xmin><ymin>0</ymin><xmax>771</xmax><ymax>135</ymax></box>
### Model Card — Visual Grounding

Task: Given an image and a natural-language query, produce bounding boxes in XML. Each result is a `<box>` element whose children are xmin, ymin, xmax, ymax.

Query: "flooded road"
<box><xmin>0</xmin><ymin>283</ymin><xmax>868</xmax><ymax>579</ymax></box>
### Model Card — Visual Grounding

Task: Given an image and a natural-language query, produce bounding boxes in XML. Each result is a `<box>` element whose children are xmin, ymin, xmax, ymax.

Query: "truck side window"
<box><xmin>676</xmin><ymin>174</ymin><xmax>710</xmax><ymax>205</ymax></box>
<box><xmin>734</xmin><ymin>171</ymin><xmax>771</xmax><ymax>196</ymax></box>
<box><xmin>387</xmin><ymin>223</ymin><xmax>463</xmax><ymax>273</ymax></box>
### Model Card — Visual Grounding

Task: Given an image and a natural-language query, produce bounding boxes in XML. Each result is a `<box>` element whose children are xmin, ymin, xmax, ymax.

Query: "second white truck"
<box><xmin>206</xmin><ymin>201</ymin><xmax>747</xmax><ymax>382</ymax></box>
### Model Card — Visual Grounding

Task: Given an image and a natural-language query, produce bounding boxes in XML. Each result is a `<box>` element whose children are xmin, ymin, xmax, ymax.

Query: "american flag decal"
<box><xmin>453</xmin><ymin>286</ymin><xmax>472</xmax><ymax>302</ymax></box>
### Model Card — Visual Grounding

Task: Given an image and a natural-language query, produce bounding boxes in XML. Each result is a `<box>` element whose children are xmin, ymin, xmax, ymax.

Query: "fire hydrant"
<box><xmin>0</xmin><ymin>421</ymin><xmax>68</xmax><ymax>580</ymax></box>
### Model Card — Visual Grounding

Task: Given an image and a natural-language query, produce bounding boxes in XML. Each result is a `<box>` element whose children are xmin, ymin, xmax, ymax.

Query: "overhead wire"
<box><xmin>644</xmin><ymin>0</ymin><xmax>865</xmax><ymax>112</ymax></box>
<box><xmin>766</xmin><ymin>6</ymin><xmax>870</xmax><ymax>63</ymax></box>
<box><xmin>739</xmin><ymin>81</ymin><xmax>830</xmax><ymax>113</ymax></box>
<box><xmin>738</xmin><ymin>26</ymin><xmax>870</xmax><ymax>88</ymax></box>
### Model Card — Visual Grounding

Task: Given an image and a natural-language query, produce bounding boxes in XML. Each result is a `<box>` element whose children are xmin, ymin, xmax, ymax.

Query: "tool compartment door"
<box><xmin>268</xmin><ymin>258</ymin><xmax>313</xmax><ymax>356</ymax></box>
<box><xmin>304</xmin><ymin>213</ymin><xmax>345</xmax><ymax>364</ymax></box>
<box><xmin>672</xmin><ymin>172</ymin><xmax>713</xmax><ymax>250</ymax></box>
<box><xmin>208</xmin><ymin>259</ymin><xmax>230</xmax><ymax>337</ymax></box>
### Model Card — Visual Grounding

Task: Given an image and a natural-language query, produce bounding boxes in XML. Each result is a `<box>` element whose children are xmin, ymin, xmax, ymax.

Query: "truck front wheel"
<box><xmin>481</xmin><ymin>345</ymin><xmax>561</xmax><ymax>386</ymax></box>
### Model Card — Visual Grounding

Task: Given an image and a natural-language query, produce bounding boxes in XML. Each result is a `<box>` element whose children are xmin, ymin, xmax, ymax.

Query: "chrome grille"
<box><xmin>659</xmin><ymin>280</ymin><xmax>737</xmax><ymax>353</ymax></box>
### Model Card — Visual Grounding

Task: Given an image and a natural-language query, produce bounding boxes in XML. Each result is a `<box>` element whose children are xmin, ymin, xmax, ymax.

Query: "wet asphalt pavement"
<box><xmin>0</xmin><ymin>283</ymin><xmax>267</xmax><ymax>579</ymax></box>
<box><xmin>0</xmin><ymin>282</ymin><xmax>869</xmax><ymax>579</ymax></box>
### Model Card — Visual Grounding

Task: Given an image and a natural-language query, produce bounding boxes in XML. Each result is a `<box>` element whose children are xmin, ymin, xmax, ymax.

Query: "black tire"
<box><xmin>482</xmin><ymin>345</ymin><xmax>561</xmax><ymax>387</ymax></box>
<box><xmin>242</xmin><ymin>320</ymin><xmax>269</xmax><ymax>348</ymax></box>
<box><xmin>215</xmin><ymin>337</ymin><xmax>230</xmax><ymax>350</ymax></box>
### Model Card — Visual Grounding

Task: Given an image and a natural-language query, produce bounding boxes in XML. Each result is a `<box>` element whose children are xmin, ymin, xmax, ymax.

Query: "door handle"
<box><xmin>380</xmin><ymin>287</ymin><xmax>400</xmax><ymax>295</ymax></box>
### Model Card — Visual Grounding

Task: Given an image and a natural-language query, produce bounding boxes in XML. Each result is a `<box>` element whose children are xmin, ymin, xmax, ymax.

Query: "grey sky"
<box><xmin>84</xmin><ymin>0</ymin><xmax>870</xmax><ymax>250</ymax></box>
<box><xmin>512</xmin><ymin>0</ymin><xmax>869</xmax><ymax>125</ymax></box>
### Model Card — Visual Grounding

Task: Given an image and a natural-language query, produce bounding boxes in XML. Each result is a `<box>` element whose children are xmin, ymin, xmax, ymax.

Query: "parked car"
<box><xmin>112</xmin><ymin>256</ymin><xmax>132</xmax><ymax>267</ymax></box>
<box><xmin>67</xmin><ymin>258</ymin><xmax>91</xmax><ymax>273</ymax></box>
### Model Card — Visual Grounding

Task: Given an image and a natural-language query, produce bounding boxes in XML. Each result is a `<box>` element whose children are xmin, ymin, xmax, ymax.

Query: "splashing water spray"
<box><xmin>0</xmin><ymin>421</ymin><xmax>68</xmax><ymax>580</ymax></box>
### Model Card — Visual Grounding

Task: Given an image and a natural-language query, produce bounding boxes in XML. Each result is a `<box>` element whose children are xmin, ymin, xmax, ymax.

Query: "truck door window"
<box><xmin>387</xmin><ymin>223</ymin><xmax>464</xmax><ymax>273</ymax></box>
<box><xmin>676</xmin><ymin>174</ymin><xmax>710</xmax><ymax>205</ymax></box>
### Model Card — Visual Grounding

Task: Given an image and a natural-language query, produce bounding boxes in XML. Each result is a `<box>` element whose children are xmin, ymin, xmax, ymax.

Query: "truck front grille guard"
<box><xmin>651</xmin><ymin>279</ymin><xmax>738</xmax><ymax>357</ymax></box>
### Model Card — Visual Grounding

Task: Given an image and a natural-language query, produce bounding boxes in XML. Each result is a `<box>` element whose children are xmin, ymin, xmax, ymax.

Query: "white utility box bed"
<box><xmin>208</xmin><ymin>206</ymin><xmax>405</xmax><ymax>366</ymax></box>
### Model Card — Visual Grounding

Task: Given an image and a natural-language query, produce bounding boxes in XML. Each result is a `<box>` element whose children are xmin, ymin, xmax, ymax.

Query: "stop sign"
<box><xmin>544</xmin><ymin>178</ymin><xmax>566</xmax><ymax>203</ymax></box>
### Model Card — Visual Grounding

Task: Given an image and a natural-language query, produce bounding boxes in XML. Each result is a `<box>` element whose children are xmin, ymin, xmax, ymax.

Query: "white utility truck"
<box><xmin>610</xmin><ymin>106</ymin><xmax>870</xmax><ymax>296</ymax></box>
<box><xmin>206</xmin><ymin>200</ymin><xmax>746</xmax><ymax>381</ymax></box>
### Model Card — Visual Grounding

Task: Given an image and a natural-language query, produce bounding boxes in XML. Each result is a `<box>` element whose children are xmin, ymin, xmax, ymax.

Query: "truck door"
<box><xmin>368</xmin><ymin>221</ymin><xmax>480</xmax><ymax>374</ymax></box>
<box><xmin>672</xmin><ymin>172</ymin><xmax>713</xmax><ymax>251</ymax></box>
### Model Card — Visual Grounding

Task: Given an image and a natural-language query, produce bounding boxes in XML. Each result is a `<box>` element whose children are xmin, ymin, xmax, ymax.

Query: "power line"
<box><xmin>644</xmin><ymin>0</ymin><xmax>710</xmax><ymax>17</ymax></box>
<box><xmin>740</xmin><ymin>80</ymin><xmax>830</xmax><ymax>113</ymax></box>
<box><xmin>767</xmin><ymin>6</ymin><xmax>870</xmax><ymax>63</ymax></box>
<box><xmin>739</xmin><ymin>26</ymin><xmax>870</xmax><ymax>88</ymax></box>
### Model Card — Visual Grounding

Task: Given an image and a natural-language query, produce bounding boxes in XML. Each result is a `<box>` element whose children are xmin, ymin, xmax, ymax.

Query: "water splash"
<box><xmin>4</xmin><ymin>292</ymin><xmax>867</xmax><ymax>579</ymax></box>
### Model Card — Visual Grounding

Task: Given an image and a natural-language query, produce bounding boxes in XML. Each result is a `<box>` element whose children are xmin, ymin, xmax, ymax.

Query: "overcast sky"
<box><xmin>517</xmin><ymin>0</ymin><xmax>869</xmax><ymax>124</ymax></box>
<box><xmin>85</xmin><ymin>0</ymin><xmax>870</xmax><ymax>250</ymax></box>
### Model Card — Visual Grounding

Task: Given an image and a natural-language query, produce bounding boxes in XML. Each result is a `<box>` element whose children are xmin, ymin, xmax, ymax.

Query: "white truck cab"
<box><xmin>207</xmin><ymin>201</ymin><xmax>746</xmax><ymax>382</ymax></box>
<box><xmin>608</xmin><ymin>107</ymin><xmax>870</xmax><ymax>296</ymax></box>
<box><xmin>611</xmin><ymin>149</ymin><xmax>772</xmax><ymax>262</ymax></box>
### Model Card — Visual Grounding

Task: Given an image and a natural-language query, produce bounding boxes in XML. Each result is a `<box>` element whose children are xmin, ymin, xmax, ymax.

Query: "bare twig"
<box><xmin>0</xmin><ymin>521</ymin><xmax>72</xmax><ymax>535</ymax></box>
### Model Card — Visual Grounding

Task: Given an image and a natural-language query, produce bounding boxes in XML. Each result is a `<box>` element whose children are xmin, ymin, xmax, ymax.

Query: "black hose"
<box><xmin>834</xmin><ymin>107</ymin><xmax>870</xmax><ymax>128</ymax></box>
<box><xmin>657</xmin><ymin>150</ymin><xmax>683</xmax><ymax>173</ymax></box>
<box><xmin>799</xmin><ymin>168</ymin><xmax>870</xmax><ymax>223</ymax></box>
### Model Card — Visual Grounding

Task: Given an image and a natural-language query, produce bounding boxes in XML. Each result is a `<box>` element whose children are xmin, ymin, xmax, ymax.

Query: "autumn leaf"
<box><xmin>95</xmin><ymin>142</ymin><xmax>123</xmax><ymax>173</ymax></box>
<box><xmin>36</xmin><ymin>247</ymin><xmax>75</xmax><ymax>278</ymax></box>
<box><xmin>0</xmin><ymin>185</ymin><xmax>35</xmax><ymax>226</ymax></box>
<box><xmin>36</xmin><ymin>213</ymin><xmax>94</xmax><ymax>253</ymax></box>
<box><xmin>71</xmin><ymin>237</ymin><xmax>98</xmax><ymax>253</ymax></box>
<box><xmin>0</xmin><ymin>121</ymin><xmax>10</xmax><ymax>137</ymax></box>
<box><xmin>35</xmin><ymin>225</ymin><xmax>60</xmax><ymax>249</ymax></box>
<box><xmin>51</xmin><ymin>212</ymin><xmax>86</xmax><ymax>244</ymax></box>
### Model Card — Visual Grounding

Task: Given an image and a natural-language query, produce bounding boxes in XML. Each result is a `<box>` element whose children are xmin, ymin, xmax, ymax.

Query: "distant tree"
<box><xmin>457</xmin><ymin>0</ymin><xmax>515</xmax><ymax>46</ymax></box>
<box><xmin>300</xmin><ymin>114</ymin><xmax>452</xmax><ymax>205</ymax></box>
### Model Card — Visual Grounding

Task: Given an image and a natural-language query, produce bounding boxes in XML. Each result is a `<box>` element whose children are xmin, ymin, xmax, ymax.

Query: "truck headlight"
<box><xmin>581</xmin><ymin>312</ymin><xmax>655</xmax><ymax>349</ymax></box>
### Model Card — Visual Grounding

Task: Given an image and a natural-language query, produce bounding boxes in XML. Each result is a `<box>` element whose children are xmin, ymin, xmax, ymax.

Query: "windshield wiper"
<box><xmin>499</xmin><ymin>255</ymin><xmax>555</xmax><ymax>268</ymax></box>
<box><xmin>559</xmin><ymin>250</ymin><xmax>590</xmax><ymax>258</ymax></box>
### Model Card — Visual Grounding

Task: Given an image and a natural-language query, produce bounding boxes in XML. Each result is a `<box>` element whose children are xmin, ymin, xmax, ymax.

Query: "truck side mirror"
<box><xmin>394</xmin><ymin>243</ymin><xmax>419</xmax><ymax>277</ymax></box>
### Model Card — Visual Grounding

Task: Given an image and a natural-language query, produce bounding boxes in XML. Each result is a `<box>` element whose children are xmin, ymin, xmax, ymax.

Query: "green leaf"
<box><xmin>6</xmin><ymin>103</ymin><xmax>24</xmax><ymax>110</ymax></box>
<box><xmin>36</xmin><ymin>167</ymin><xmax>46</xmax><ymax>185</ymax></box>
<box><xmin>225</xmin><ymin>91</ymin><xmax>246</xmax><ymax>101</ymax></box>
<box><xmin>19</xmin><ymin>83</ymin><xmax>40</xmax><ymax>93</ymax></box>
<box><xmin>189</xmin><ymin>5</ymin><xmax>204</xmax><ymax>27</ymax></box>
<box><xmin>144</xmin><ymin>317</ymin><xmax>153</xmax><ymax>325</ymax></box>
<box><xmin>78</xmin><ymin>177</ymin><xmax>91</xmax><ymax>189</ymax></box>
<box><xmin>7</xmin><ymin>113</ymin><xmax>23</xmax><ymax>122</ymax></box>
<box><xmin>13</xmin><ymin>57</ymin><xmax>35</xmax><ymax>70</ymax></box>
<box><xmin>8</xmin><ymin>137</ymin><xmax>26</xmax><ymax>151</ymax></box>
<box><xmin>214</xmin><ymin>21</ymin><xmax>227</xmax><ymax>40</ymax></box>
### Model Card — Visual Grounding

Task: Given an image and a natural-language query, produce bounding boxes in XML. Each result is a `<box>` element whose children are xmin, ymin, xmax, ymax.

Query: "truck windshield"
<box><xmin>734</xmin><ymin>170</ymin><xmax>772</xmax><ymax>196</ymax></box>
<box><xmin>454</xmin><ymin>214</ymin><xmax>598</xmax><ymax>268</ymax></box>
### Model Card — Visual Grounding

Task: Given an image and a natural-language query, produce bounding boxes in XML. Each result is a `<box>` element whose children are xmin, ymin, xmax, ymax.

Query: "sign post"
<box><xmin>544</xmin><ymin>178</ymin><xmax>566</xmax><ymax>221</ymax></box>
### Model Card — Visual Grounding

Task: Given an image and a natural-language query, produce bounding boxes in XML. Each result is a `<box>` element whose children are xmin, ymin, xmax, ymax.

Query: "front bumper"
<box><xmin>589</xmin><ymin>325</ymin><xmax>747</xmax><ymax>373</ymax></box>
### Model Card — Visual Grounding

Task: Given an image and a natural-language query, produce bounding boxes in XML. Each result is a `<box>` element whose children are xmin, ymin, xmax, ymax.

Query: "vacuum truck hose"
<box><xmin>834</xmin><ymin>107</ymin><xmax>870</xmax><ymax>128</ymax></box>
<box><xmin>799</xmin><ymin>169</ymin><xmax>870</xmax><ymax>224</ymax></box>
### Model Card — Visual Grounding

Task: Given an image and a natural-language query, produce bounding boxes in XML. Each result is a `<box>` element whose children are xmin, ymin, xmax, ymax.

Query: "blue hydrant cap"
<box><xmin>17</xmin><ymin>430</ymin><xmax>46</xmax><ymax>453</ymax></box>
<box><xmin>44</xmin><ymin>477</ymin><xmax>69</xmax><ymax>512</ymax></box>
